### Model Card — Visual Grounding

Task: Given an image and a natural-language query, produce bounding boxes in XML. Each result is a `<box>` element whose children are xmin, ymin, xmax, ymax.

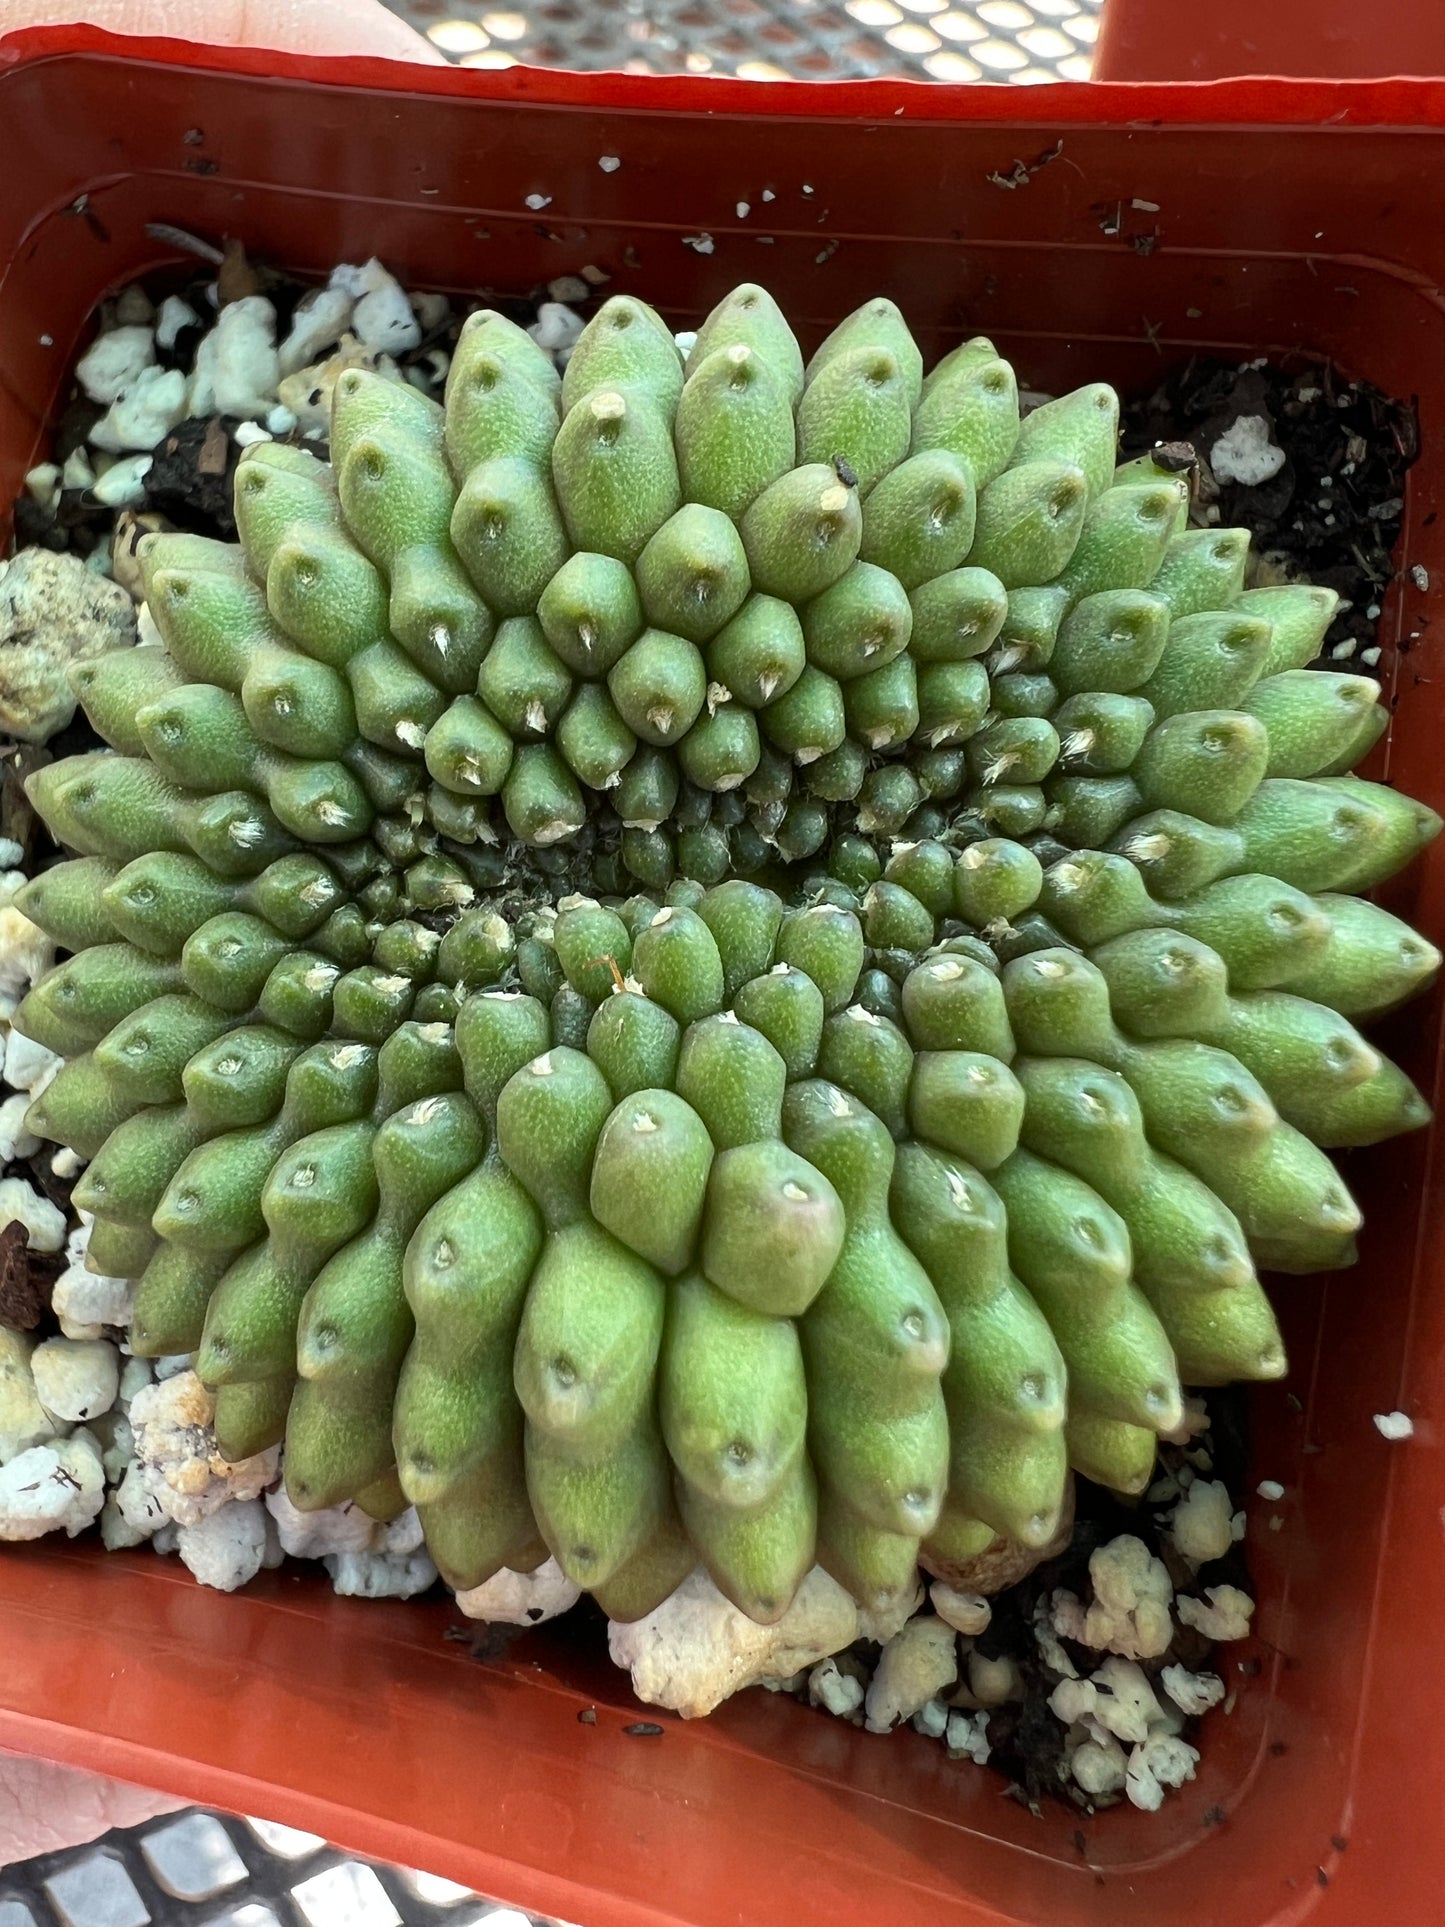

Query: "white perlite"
<box><xmin>127</xmin><ymin>1370</ymin><xmax>279</xmax><ymax>1525</ymax></box>
<box><xmin>177</xmin><ymin>1498</ymin><xmax>275</xmax><ymax>1592</ymax></box>
<box><xmin>1374</xmin><ymin>1410</ymin><xmax>1415</xmax><ymax>1442</ymax></box>
<box><xmin>30</xmin><ymin>1336</ymin><xmax>119</xmax><ymax>1423</ymax></box>
<box><xmin>1051</xmin><ymin>1535</ymin><xmax>1174</xmax><ymax>1659</ymax></box>
<box><xmin>264</xmin><ymin>1483</ymin><xmax>376</xmax><ymax>1559</ymax></box>
<box><xmin>609</xmin><ymin>1566</ymin><xmax>920</xmax><ymax>1720</ymax></box>
<box><xmin>0</xmin><ymin>1437</ymin><xmax>105</xmax><ymax>1539</ymax></box>
<box><xmin>1168</xmin><ymin>1477</ymin><xmax>1236</xmax><ymax>1567</ymax></box>
<box><xmin>0</xmin><ymin>548</ymin><xmax>137</xmax><ymax>742</ymax></box>
<box><xmin>454</xmin><ymin>1557</ymin><xmax>580</xmax><ymax>1626</ymax></box>
<box><xmin>189</xmin><ymin>296</ymin><xmax>281</xmax><ymax>420</ymax></box>
<box><xmin>1210</xmin><ymin>415</ymin><xmax>1287</xmax><ymax>487</ymax></box>
<box><xmin>863</xmin><ymin>1616</ymin><xmax>958</xmax><ymax>1732</ymax></box>
<box><xmin>0</xmin><ymin>1176</ymin><xmax>68</xmax><ymax>1253</ymax></box>
<box><xmin>1176</xmin><ymin>1585</ymin><xmax>1255</xmax><ymax>1643</ymax></box>
<box><xmin>76</xmin><ymin>325</ymin><xmax>156</xmax><ymax>405</ymax></box>
<box><xmin>929</xmin><ymin>1580</ymin><xmax>992</xmax><ymax>1637</ymax></box>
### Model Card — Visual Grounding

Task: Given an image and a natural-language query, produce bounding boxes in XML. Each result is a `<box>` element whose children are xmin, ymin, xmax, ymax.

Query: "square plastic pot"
<box><xmin>1</xmin><ymin>30</ymin><xmax>1443</xmax><ymax>1926</ymax></box>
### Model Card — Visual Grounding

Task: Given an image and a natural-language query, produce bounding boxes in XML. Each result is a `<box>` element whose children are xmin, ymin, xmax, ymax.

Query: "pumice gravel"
<box><xmin>0</xmin><ymin>254</ymin><xmax>1435</xmax><ymax>1814</ymax></box>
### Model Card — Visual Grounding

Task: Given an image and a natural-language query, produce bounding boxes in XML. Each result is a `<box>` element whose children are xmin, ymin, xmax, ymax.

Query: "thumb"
<box><xmin>1</xmin><ymin>0</ymin><xmax>445</xmax><ymax>60</ymax></box>
<box><xmin>0</xmin><ymin>1749</ymin><xmax>186</xmax><ymax>1866</ymax></box>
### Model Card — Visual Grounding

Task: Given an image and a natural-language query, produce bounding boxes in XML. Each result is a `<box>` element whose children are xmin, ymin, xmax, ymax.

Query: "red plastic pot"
<box><xmin>2</xmin><ymin>29</ymin><xmax>1444</xmax><ymax>1926</ymax></box>
<box><xmin>1094</xmin><ymin>0</ymin><xmax>1445</xmax><ymax>81</ymax></box>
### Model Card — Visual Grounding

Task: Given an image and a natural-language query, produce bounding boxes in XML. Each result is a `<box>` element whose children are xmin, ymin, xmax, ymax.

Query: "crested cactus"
<box><xmin>11</xmin><ymin>284</ymin><xmax>1441</xmax><ymax>1625</ymax></box>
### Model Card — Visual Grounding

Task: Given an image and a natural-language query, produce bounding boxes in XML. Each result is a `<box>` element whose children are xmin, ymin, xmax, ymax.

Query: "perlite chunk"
<box><xmin>0</xmin><ymin>1437</ymin><xmax>105</xmax><ymax>1540</ymax></box>
<box><xmin>864</xmin><ymin>1616</ymin><xmax>958</xmax><ymax>1731</ymax></box>
<box><xmin>454</xmin><ymin>1557</ymin><xmax>581</xmax><ymax>1626</ymax></box>
<box><xmin>1176</xmin><ymin>1584</ymin><xmax>1255</xmax><ymax>1643</ymax></box>
<box><xmin>1050</xmin><ymin>1535</ymin><xmax>1174</xmax><ymax>1659</ymax></box>
<box><xmin>127</xmin><ymin>1371</ymin><xmax>279</xmax><ymax>1526</ymax></box>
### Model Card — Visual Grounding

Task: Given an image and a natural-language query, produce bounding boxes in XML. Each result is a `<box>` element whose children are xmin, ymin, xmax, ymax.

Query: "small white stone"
<box><xmin>100</xmin><ymin>1492</ymin><xmax>149</xmax><ymax>1549</ymax></box>
<box><xmin>609</xmin><ymin>1565</ymin><xmax>863</xmax><ymax>1720</ymax></box>
<box><xmin>524</xmin><ymin>193</ymin><xmax>552</xmax><ymax>211</ymax></box>
<box><xmin>25</xmin><ymin>463</ymin><xmax>61</xmax><ymax>509</ymax></box>
<box><xmin>0</xmin><ymin>838</ymin><xmax>22</xmax><ymax>868</ymax></box>
<box><xmin>1210</xmin><ymin>415</ymin><xmax>1286</xmax><ymax>487</ymax></box>
<box><xmin>1168</xmin><ymin>1477</ymin><xmax>1235</xmax><ymax>1566</ymax></box>
<box><xmin>350</xmin><ymin>259</ymin><xmax>423</xmax><ymax>356</ymax></box>
<box><xmin>1071</xmin><ymin>1732</ymin><xmax>1128</xmax><ymax>1798</ymax></box>
<box><xmin>378</xmin><ymin>1505</ymin><xmax>425</xmax><ymax>1556</ymax></box>
<box><xmin>0</xmin><ymin>1175</ymin><xmax>67</xmax><ymax>1252</ymax></box>
<box><xmin>929</xmin><ymin>1580</ymin><xmax>991</xmax><ymax>1637</ymax></box>
<box><xmin>1125</xmin><ymin>1732</ymin><xmax>1199</xmax><ymax>1810</ymax></box>
<box><xmin>967</xmin><ymin>1650</ymin><xmax>1022</xmax><ymax>1709</ymax></box>
<box><xmin>913</xmin><ymin>1697</ymin><xmax>949</xmax><ymax>1739</ymax></box>
<box><xmin>1256</xmin><ymin>1479</ymin><xmax>1285</xmax><ymax>1501</ymax></box>
<box><xmin>865</xmin><ymin>1616</ymin><xmax>959</xmax><ymax>1731</ymax></box>
<box><xmin>61</xmin><ymin>445</ymin><xmax>96</xmax><ymax>491</ymax></box>
<box><xmin>944</xmin><ymin>1708</ymin><xmax>991</xmax><ymax>1765</ymax></box>
<box><xmin>31</xmin><ymin>1336</ymin><xmax>120</xmax><ymax>1423</ymax></box>
<box><xmin>156</xmin><ymin>294</ymin><xmax>201</xmax><ymax>352</ymax></box>
<box><xmin>53</xmin><ymin>1261</ymin><xmax>135</xmax><ymax>1340</ymax></box>
<box><xmin>454</xmin><ymin>1556</ymin><xmax>579</xmax><ymax>1624</ymax></box>
<box><xmin>1048</xmin><ymin>1677</ymin><xmax>1097</xmax><ymax>1726</ymax></box>
<box><xmin>598</xmin><ymin>154</ymin><xmax>621</xmax><ymax>172</ymax></box>
<box><xmin>1051</xmin><ymin>1535</ymin><xmax>1174</xmax><ymax>1660</ymax></box>
<box><xmin>128</xmin><ymin>1371</ymin><xmax>279</xmax><ymax>1525</ymax></box>
<box><xmin>1374</xmin><ymin>1410</ymin><xmax>1414</xmax><ymax>1441</ymax></box>
<box><xmin>92</xmin><ymin>454</ymin><xmax>154</xmax><ymax>508</ymax></box>
<box><xmin>4</xmin><ymin>1030</ymin><xmax>61</xmax><ymax>1090</ymax></box>
<box><xmin>1160</xmin><ymin>1662</ymin><xmax>1226</xmax><ymax>1717</ymax></box>
<box><xmin>265</xmin><ymin>1483</ymin><xmax>375</xmax><ymax>1558</ymax></box>
<box><xmin>232</xmin><ymin>421</ymin><xmax>272</xmax><ymax>447</ymax></box>
<box><xmin>325</xmin><ymin>1546</ymin><xmax>438</xmax><ymax>1598</ymax></box>
<box><xmin>0</xmin><ymin>1437</ymin><xmax>106</xmax><ymax>1540</ymax></box>
<box><xmin>279</xmin><ymin>284</ymin><xmax>357</xmax><ymax>377</ymax></box>
<box><xmin>76</xmin><ymin>325</ymin><xmax>156</xmax><ymax>405</ymax></box>
<box><xmin>683</xmin><ymin>233</ymin><xmax>715</xmax><ymax>255</ymax></box>
<box><xmin>807</xmin><ymin>1656</ymin><xmax>864</xmax><ymax>1718</ymax></box>
<box><xmin>0</xmin><ymin>1091</ymin><xmax>40</xmax><ymax>1162</ymax></box>
<box><xmin>1088</xmin><ymin>1655</ymin><xmax>1163</xmax><ymax>1745</ymax></box>
<box><xmin>154</xmin><ymin>1353</ymin><xmax>195</xmax><ymax>1380</ymax></box>
<box><xmin>528</xmin><ymin>302</ymin><xmax>585</xmax><ymax>354</ymax></box>
<box><xmin>90</xmin><ymin>365</ymin><xmax>188</xmax><ymax>453</ymax></box>
<box><xmin>178</xmin><ymin>1498</ymin><xmax>270</xmax><ymax>1591</ymax></box>
<box><xmin>115</xmin><ymin>1460</ymin><xmax>168</xmax><ymax>1537</ymax></box>
<box><xmin>265</xmin><ymin>403</ymin><xmax>298</xmax><ymax>436</ymax></box>
<box><xmin>191</xmin><ymin>296</ymin><xmax>281</xmax><ymax>419</ymax></box>
<box><xmin>1176</xmin><ymin>1584</ymin><xmax>1255</xmax><ymax>1643</ymax></box>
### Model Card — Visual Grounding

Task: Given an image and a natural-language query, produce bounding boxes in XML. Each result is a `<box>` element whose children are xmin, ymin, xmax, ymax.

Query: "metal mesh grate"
<box><xmin>385</xmin><ymin>0</ymin><xmax>1102</xmax><ymax>83</ymax></box>
<box><xmin>0</xmin><ymin>1809</ymin><xmax>562</xmax><ymax>1927</ymax></box>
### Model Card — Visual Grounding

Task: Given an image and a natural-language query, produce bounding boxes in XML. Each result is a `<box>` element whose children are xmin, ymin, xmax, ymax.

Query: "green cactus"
<box><xmin>11</xmin><ymin>284</ymin><xmax>1440</xmax><ymax>1625</ymax></box>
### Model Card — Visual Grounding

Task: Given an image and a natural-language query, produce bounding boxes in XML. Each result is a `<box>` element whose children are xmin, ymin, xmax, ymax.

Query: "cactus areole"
<box><xmin>15</xmin><ymin>286</ymin><xmax>1440</xmax><ymax>1624</ymax></box>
